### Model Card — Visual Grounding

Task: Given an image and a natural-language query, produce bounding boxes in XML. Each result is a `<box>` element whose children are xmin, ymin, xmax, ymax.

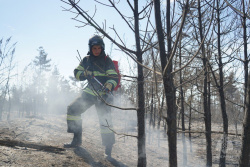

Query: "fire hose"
<box><xmin>91</xmin><ymin>76</ymin><xmax>114</xmax><ymax>97</ymax></box>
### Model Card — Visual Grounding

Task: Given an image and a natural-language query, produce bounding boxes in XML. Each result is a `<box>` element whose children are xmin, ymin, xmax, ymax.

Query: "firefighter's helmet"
<box><xmin>88</xmin><ymin>35</ymin><xmax>105</xmax><ymax>52</ymax></box>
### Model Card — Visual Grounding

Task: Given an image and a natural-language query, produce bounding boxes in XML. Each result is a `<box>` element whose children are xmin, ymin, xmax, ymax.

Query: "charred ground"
<box><xmin>0</xmin><ymin>110</ymin><xmax>242</xmax><ymax>167</ymax></box>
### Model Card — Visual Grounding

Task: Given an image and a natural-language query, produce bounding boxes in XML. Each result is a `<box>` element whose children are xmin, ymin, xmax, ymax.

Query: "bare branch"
<box><xmin>223</xmin><ymin>0</ymin><xmax>250</xmax><ymax>19</ymax></box>
<box><xmin>170</xmin><ymin>1</ymin><xmax>215</xmax><ymax>75</ymax></box>
<box><xmin>102</xmin><ymin>120</ymin><xmax>137</xmax><ymax>138</ymax></box>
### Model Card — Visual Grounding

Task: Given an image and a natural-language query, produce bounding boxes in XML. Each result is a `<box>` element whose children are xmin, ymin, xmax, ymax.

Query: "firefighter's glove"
<box><xmin>83</xmin><ymin>70</ymin><xmax>93</xmax><ymax>78</ymax></box>
<box><xmin>103</xmin><ymin>83</ymin><xmax>112</xmax><ymax>93</ymax></box>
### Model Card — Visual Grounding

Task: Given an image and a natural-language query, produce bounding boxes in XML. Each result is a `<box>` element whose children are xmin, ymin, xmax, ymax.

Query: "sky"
<box><xmin>0</xmin><ymin>0</ymin><xmax>135</xmax><ymax>81</ymax></box>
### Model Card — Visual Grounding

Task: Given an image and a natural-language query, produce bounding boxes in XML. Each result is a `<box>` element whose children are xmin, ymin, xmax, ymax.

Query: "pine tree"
<box><xmin>32</xmin><ymin>47</ymin><xmax>51</xmax><ymax>115</ymax></box>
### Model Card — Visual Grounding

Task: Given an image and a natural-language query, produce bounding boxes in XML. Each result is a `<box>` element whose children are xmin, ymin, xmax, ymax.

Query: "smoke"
<box><xmin>81</xmin><ymin>91</ymin><xmax>137</xmax><ymax>139</ymax></box>
<box><xmin>91</xmin><ymin>92</ymin><xmax>207</xmax><ymax>166</ymax></box>
<box><xmin>97</xmin><ymin>92</ymin><xmax>206</xmax><ymax>166</ymax></box>
<box><xmin>1</xmin><ymin>81</ymin><xmax>216</xmax><ymax>166</ymax></box>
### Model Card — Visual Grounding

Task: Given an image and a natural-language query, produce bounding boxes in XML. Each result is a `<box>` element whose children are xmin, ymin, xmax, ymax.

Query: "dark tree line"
<box><xmin>0</xmin><ymin>45</ymin><xmax>77</xmax><ymax>120</ymax></box>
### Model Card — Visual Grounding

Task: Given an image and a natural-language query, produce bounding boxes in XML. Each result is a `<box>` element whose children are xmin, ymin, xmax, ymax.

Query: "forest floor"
<box><xmin>0</xmin><ymin>108</ymin><xmax>242</xmax><ymax>167</ymax></box>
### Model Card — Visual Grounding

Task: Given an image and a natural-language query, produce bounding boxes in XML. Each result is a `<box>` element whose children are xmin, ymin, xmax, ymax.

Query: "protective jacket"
<box><xmin>74</xmin><ymin>51</ymin><xmax>118</xmax><ymax>96</ymax></box>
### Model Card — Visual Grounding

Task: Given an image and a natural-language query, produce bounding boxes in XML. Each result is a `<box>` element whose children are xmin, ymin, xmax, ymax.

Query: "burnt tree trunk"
<box><xmin>239</xmin><ymin>74</ymin><xmax>250</xmax><ymax>166</ymax></box>
<box><xmin>242</xmin><ymin>0</ymin><xmax>249</xmax><ymax>113</ymax></box>
<box><xmin>216</xmin><ymin>1</ymin><xmax>229</xmax><ymax>166</ymax></box>
<box><xmin>154</xmin><ymin>0</ymin><xmax>177</xmax><ymax>166</ymax></box>
<box><xmin>197</xmin><ymin>0</ymin><xmax>212</xmax><ymax>166</ymax></box>
<box><xmin>150</xmin><ymin>85</ymin><xmax>154</xmax><ymax>126</ymax></box>
<box><xmin>179</xmin><ymin>37</ymin><xmax>187</xmax><ymax>166</ymax></box>
<box><xmin>188</xmin><ymin>86</ymin><xmax>193</xmax><ymax>153</ymax></box>
<box><xmin>134</xmin><ymin>1</ymin><xmax>146</xmax><ymax>166</ymax></box>
<box><xmin>239</xmin><ymin>4</ymin><xmax>250</xmax><ymax>165</ymax></box>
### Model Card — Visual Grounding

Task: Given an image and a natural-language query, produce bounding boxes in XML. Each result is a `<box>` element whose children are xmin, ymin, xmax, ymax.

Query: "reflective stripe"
<box><xmin>76</xmin><ymin>71</ymin><xmax>83</xmax><ymax>80</ymax></box>
<box><xmin>93</xmin><ymin>71</ymin><xmax>106</xmax><ymax>76</ymax></box>
<box><xmin>76</xmin><ymin>65</ymin><xmax>85</xmax><ymax>71</ymax></box>
<box><xmin>106</xmin><ymin>69</ymin><xmax>117</xmax><ymax>75</ymax></box>
<box><xmin>67</xmin><ymin>114</ymin><xmax>81</xmax><ymax>120</ymax></box>
<box><xmin>83</xmin><ymin>87</ymin><xmax>106</xmax><ymax>96</ymax></box>
<box><xmin>106</xmin><ymin>80</ymin><xmax>117</xmax><ymax>88</ymax></box>
<box><xmin>83</xmin><ymin>87</ymin><xmax>96</xmax><ymax>96</ymax></box>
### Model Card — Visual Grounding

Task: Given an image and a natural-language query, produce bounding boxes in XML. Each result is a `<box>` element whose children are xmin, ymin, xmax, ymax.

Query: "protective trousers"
<box><xmin>66</xmin><ymin>92</ymin><xmax>115</xmax><ymax>147</ymax></box>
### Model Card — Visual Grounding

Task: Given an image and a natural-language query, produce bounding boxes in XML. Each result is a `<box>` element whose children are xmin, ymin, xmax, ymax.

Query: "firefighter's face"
<box><xmin>91</xmin><ymin>45</ymin><xmax>102</xmax><ymax>56</ymax></box>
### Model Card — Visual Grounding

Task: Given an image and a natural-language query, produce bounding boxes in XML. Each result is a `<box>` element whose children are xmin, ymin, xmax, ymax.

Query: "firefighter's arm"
<box><xmin>74</xmin><ymin>58</ymin><xmax>92</xmax><ymax>81</ymax></box>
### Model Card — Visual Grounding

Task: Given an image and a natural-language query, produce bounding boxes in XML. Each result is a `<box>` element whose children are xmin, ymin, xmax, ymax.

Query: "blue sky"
<box><xmin>0</xmin><ymin>0</ymin><xmax>134</xmax><ymax>80</ymax></box>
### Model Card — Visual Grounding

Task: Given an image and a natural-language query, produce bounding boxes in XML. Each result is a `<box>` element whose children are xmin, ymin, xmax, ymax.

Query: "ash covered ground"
<box><xmin>0</xmin><ymin>108</ymin><xmax>242</xmax><ymax>167</ymax></box>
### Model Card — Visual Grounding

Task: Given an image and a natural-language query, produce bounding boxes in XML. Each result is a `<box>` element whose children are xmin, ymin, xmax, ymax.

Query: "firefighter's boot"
<box><xmin>64</xmin><ymin>117</ymin><xmax>82</xmax><ymax>148</ymax></box>
<box><xmin>105</xmin><ymin>145</ymin><xmax>112</xmax><ymax>158</ymax></box>
<box><xmin>64</xmin><ymin>132</ymin><xmax>82</xmax><ymax>148</ymax></box>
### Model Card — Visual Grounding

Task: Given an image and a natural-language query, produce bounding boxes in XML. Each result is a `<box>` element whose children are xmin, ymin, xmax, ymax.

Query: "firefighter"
<box><xmin>64</xmin><ymin>35</ymin><xmax>118</xmax><ymax>157</ymax></box>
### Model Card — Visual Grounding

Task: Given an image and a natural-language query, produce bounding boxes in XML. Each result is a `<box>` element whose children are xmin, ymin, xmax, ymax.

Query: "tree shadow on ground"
<box><xmin>106</xmin><ymin>156</ymin><xmax>128</xmax><ymax>167</ymax></box>
<box><xmin>74</xmin><ymin>146</ymin><xmax>128</xmax><ymax>167</ymax></box>
<box><xmin>0</xmin><ymin>139</ymin><xmax>65</xmax><ymax>154</ymax></box>
<box><xmin>74</xmin><ymin>147</ymin><xmax>105</xmax><ymax>167</ymax></box>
